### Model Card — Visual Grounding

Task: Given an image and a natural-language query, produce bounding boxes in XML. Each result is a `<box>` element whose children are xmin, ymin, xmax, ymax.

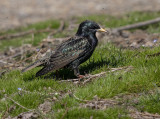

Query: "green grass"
<box><xmin>54</xmin><ymin>107</ymin><xmax>130</xmax><ymax>119</ymax></box>
<box><xmin>1</xmin><ymin>11</ymin><xmax>160</xmax><ymax>51</ymax></box>
<box><xmin>137</xmin><ymin>94</ymin><xmax>160</xmax><ymax>114</ymax></box>
<box><xmin>0</xmin><ymin>20</ymin><xmax>60</xmax><ymax>51</ymax></box>
<box><xmin>1</xmin><ymin>43</ymin><xmax>160</xmax><ymax>118</ymax></box>
<box><xmin>133</xmin><ymin>86</ymin><xmax>160</xmax><ymax>114</ymax></box>
<box><xmin>1</xmin><ymin>11</ymin><xmax>160</xmax><ymax>118</ymax></box>
<box><xmin>78</xmin><ymin>11</ymin><xmax>160</xmax><ymax>32</ymax></box>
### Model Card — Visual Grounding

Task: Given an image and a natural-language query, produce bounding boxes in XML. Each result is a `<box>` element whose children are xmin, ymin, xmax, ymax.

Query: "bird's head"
<box><xmin>76</xmin><ymin>20</ymin><xmax>108</xmax><ymax>36</ymax></box>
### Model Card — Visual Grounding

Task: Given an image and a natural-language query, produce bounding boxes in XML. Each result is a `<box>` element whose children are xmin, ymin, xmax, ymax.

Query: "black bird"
<box><xmin>22</xmin><ymin>20</ymin><xmax>108</xmax><ymax>78</ymax></box>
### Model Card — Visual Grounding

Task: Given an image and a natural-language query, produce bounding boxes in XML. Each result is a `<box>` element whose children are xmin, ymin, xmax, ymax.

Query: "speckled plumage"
<box><xmin>22</xmin><ymin>20</ymin><xmax>107</xmax><ymax>77</ymax></box>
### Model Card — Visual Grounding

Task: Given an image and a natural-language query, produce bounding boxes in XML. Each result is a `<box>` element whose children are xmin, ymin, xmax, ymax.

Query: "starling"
<box><xmin>22</xmin><ymin>20</ymin><xmax>108</xmax><ymax>78</ymax></box>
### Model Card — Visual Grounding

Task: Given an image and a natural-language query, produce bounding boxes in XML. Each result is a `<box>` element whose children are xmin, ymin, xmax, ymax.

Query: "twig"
<box><xmin>36</xmin><ymin>109</ymin><xmax>48</xmax><ymax>119</ymax></box>
<box><xmin>48</xmin><ymin>20</ymin><xmax>65</xmax><ymax>37</ymax></box>
<box><xmin>4</xmin><ymin>52</ymin><xmax>23</xmax><ymax>60</ymax></box>
<box><xmin>58</xmin><ymin>20</ymin><xmax>65</xmax><ymax>31</ymax></box>
<box><xmin>140</xmin><ymin>112</ymin><xmax>160</xmax><ymax>118</ymax></box>
<box><xmin>112</xmin><ymin>17</ymin><xmax>160</xmax><ymax>33</ymax></box>
<box><xmin>60</xmin><ymin>78</ymin><xmax>82</xmax><ymax>82</ymax></box>
<box><xmin>130</xmin><ymin>111</ymin><xmax>160</xmax><ymax>119</ymax></box>
<box><xmin>60</xmin><ymin>66</ymin><xmax>133</xmax><ymax>84</ymax></box>
<box><xmin>3</xmin><ymin>47</ymin><xmax>36</xmax><ymax>61</ymax></box>
<box><xmin>21</xmin><ymin>89</ymin><xmax>58</xmax><ymax>96</ymax></box>
<box><xmin>16</xmin><ymin>48</ymin><xmax>41</xmax><ymax>65</ymax></box>
<box><xmin>72</xmin><ymin>94</ymin><xmax>89</xmax><ymax>102</ymax></box>
<box><xmin>108</xmin><ymin>66</ymin><xmax>133</xmax><ymax>72</ymax></box>
<box><xmin>0</xmin><ymin>60</ymin><xmax>18</xmax><ymax>69</ymax></box>
<box><xmin>60</xmin><ymin>103</ymin><xmax>68</xmax><ymax>119</ymax></box>
<box><xmin>0</xmin><ymin>60</ymin><xmax>14</xmax><ymax>65</ymax></box>
<box><xmin>0</xmin><ymin>28</ymin><xmax>54</xmax><ymax>40</ymax></box>
<box><xmin>34</xmin><ymin>49</ymin><xmax>42</xmax><ymax>59</ymax></box>
<box><xmin>82</xmin><ymin>72</ymin><xmax>106</xmax><ymax>84</ymax></box>
<box><xmin>5</xmin><ymin>96</ymin><xmax>32</xmax><ymax>111</ymax></box>
<box><xmin>83</xmin><ymin>66</ymin><xmax>133</xmax><ymax>84</ymax></box>
<box><xmin>1</xmin><ymin>104</ymin><xmax>9</xmax><ymax>119</ymax></box>
<box><xmin>90</xmin><ymin>116</ymin><xmax>93</xmax><ymax>119</ymax></box>
<box><xmin>147</xmin><ymin>51</ymin><xmax>160</xmax><ymax>57</ymax></box>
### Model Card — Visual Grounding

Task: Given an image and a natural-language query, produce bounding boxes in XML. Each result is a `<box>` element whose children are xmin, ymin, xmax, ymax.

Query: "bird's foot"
<box><xmin>77</xmin><ymin>75</ymin><xmax>86</xmax><ymax>82</ymax></box>
<box><xmin>78</xmin><ymin>75</ymin><xmax>85</xmax><ymax>79</ymax></box>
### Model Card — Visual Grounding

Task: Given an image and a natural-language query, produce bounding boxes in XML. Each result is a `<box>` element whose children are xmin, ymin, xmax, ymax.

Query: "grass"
<box><xmin>133</xmin><ymin>85</ymin><xmax>160</xmax><ymax>114</ymax></box>
<box><xmin>78</xmin><ymin>11</ymin><xmax>160</xmax><ymax>31</ymax></box>
<box><xmin>0</xmin><ymin>20</ymin><xmax>60</xmax><ymax>51</ymax></box>
<box><xmin>1</xmin><ymin>11</ymin><xmax>160</xmax><ymax>118</ymax></box>
<box><xmin>1</xmin><ymin>11</ymin><xmax>160</xmax><ymax>51</ymax></box>
<box><xmin>54</xmin><ymin>107</ymin><xmax>130</xmax><ymax>119</ymax></box>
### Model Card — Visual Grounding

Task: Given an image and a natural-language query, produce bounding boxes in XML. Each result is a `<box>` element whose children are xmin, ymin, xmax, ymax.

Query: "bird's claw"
<box><xmin>78</xmin><ymin>75</ymin><xmax>85</xmax><ymax>79</ymax></box>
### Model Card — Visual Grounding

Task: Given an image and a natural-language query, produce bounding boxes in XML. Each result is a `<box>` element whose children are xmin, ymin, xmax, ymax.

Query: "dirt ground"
<box><xmin>0</xmin><ymin>0</ymin><xmax>160</xmax><ymax>30</ymax></box>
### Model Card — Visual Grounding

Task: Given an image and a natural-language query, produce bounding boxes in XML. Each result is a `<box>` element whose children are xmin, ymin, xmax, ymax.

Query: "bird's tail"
<box><xmin>21</xmin><ymin>60</ymin><xmax>43</xmax><ymax>73</ymax></box>
<box><xmin>36</xmin><ymin>65</ymin><xmax>54</xmax><ymax>77</ymax></box>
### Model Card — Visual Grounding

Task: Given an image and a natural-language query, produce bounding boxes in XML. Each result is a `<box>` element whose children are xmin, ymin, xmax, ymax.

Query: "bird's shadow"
<box><xmin>45</xmin><ymin>59</ymin><xmax>112</xmax><ymax>80</ymax></box>
<box><xmin>22</xmin><ymin>58</ymin><xmax>116</xmax><ymax>81</ymax></box>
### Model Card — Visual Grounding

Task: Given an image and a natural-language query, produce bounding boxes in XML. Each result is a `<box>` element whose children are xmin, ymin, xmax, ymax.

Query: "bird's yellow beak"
<box><xmin>97</xmin><ymin>28</ymin><xmax>109</xmax><ymax>33</ymax></box>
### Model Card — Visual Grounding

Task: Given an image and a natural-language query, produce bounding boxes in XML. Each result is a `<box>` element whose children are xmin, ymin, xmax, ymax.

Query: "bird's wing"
<box><xmin>51</xmin><ymin>36</ymin><xmax>91</xmax><ymax>68</ymax></box>
<box><xmin>36</xmin><ymin>36</ymin><xmax>91</xmax><ymax>76</ymax></box>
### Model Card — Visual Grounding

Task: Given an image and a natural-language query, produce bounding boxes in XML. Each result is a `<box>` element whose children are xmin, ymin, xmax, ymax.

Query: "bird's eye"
<box><xmin>93</xmin><ymin>25</ymin><xmax>100</xmax><ymax>29</ymax></box>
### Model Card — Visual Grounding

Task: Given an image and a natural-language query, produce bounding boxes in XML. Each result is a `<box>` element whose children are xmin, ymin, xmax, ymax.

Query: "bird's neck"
<box><xmin>88</xmin><ymin>34</ymin><xmax>98</xmax><ymax>48</ymax></box>
<box><xmin>76</xmin><ymin>32</ymin><xmax>98</xmax><ymax>48</ymax></box>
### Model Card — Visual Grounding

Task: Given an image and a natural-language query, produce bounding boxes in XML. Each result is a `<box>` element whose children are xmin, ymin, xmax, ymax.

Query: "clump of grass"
<box><xmin>54</xmin><ymin>107</ymin><xmax>130</xmax><ymax>119</ymax></box>
<box><xmin>134</xmin><ymin>84</ymin><xmax>160</xmax><ymax>114</ymax></box>
<box><xmin>81</xmin><ymin>43</ymin><xmax>127</xmax><ymax>74</ymax></box>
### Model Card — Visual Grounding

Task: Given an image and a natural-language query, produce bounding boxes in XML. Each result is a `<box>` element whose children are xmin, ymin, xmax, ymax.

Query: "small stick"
<box><xmin>1</xmin><ymin>104</ymin><xmax>9</xmax><ymax>119</ymax></box>
<box><xmin>140</xmin><ymin>112</ymin><xmax>160</xmax><ymax>118</ymax></box>
<box><xmin>112</xmin><ymin>17</ymin><xmax>160</xmax><ymax>33</ymax></box>
<box><xmin>5</xmin><ymin>96</ymin><xmax>32</xmax><ymax>111</ymax></box>
<box><xmin>48</xmin><ymin>20</ymin><xmax>65</xmax><ymax>37</ymax></box>
<box><xmin>4</xmin><ymin>52</ymin><xmax>24</xmax><ymax>60</ymax></box>
<box><xmin>60</xmin><ymin>78</ymin><xmax>82</xmax><ymax>82</ymax></box>
<box><xmin>3</xmin><ymin>47</ymin><xmax>36</xmax><ymax>60</ymax></box>
<box><xmin>72</xmin><ymin>94</ymin><xmax>89</xmax><ymax>102</ymax></box>
<box><xmin>21</xmin><ymin>89</ymin><xmax>58</xmax><ymax>96</ymax></box>
<box><xmin>82</xmin><ymin>72</ymin><xmax>106</xmax><ymax>84</ymax></box>
<box><xmin>83</xmin><ymin>66</ymin><xmax>133</xmax><ymax>84</ymax></box>
<box><xmin>130</xmin><ymin>111</ymin><xmax>160</xmax><ymax>119</ymax></box>
<box><xmin>90</xmin><ymin>116</ymin><xmax>93</xmax><ymax>119</ymax></box>
<box><xmin>16</xmin><ymin>48</ymin><xmax>41</xmax><ymax>65</ymax></box>
<box><xmin>147</xmin><ymin>52</ymin><xmax>160</xmax><ymax>57</ymax></box>
<box><xmin>60</xmin><ymin>103</ymin><xmax>68</xmax><ymax>119</ymax></box>
<box><xmin>60</xmin><ymin>66</ymin><xmax>134</xmax><ymax>84</ymax></box>
<box><xmin>0</xmin><ymin>28</ymin><xmax>54</xmax><ymax>40</ymax></box>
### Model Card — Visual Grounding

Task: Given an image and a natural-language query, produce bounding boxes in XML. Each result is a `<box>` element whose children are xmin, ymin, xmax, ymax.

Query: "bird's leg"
<box><xmin>78</xmin><ymin>75</ymin><xmax>85</xmax><ymax>79</ymax></box>
<box><xmin>55</xmin><ymin>70</ymin><xmax>60</xmax><ymax>79</ymax></box>
<box><xmin>73</xmin><ymin>67</ymin><xmax>84</xmax><ymax>79</ymax></box>
<box><xmin>72</xmin><ymin>60</ymin><xmax>85</xmax><ymax>79</ymax></box>
<box><xmin>74</xmin><ymin>67</ymin><xmax>79</xmax><ymax>77</ymax></box>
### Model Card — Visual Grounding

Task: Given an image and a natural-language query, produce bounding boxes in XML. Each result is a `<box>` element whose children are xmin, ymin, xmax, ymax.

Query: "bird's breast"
<box><xmin>88</xmin><ymin>35</ymin><xmax>98</xmax><ymax>49</ymax></box>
